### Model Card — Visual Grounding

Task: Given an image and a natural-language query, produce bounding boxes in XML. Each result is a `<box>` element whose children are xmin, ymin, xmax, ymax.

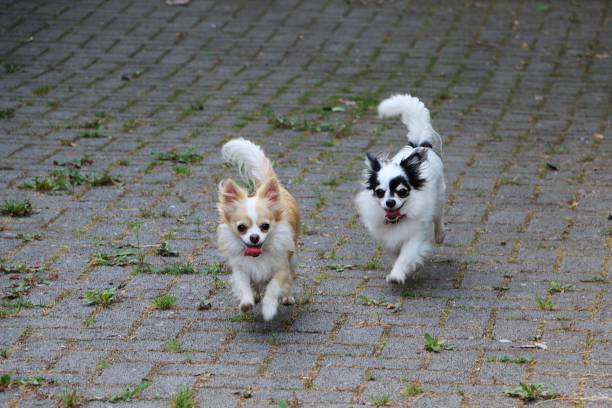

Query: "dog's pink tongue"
<box><xmin>244</xmin><ymin>247</ymin><xmax>263</xmax><ymax>257</ymax></box>
<box><xmin>385</xmin><ymin>209</ymin><xmax>402</xmax><ymax>218</ymax></box>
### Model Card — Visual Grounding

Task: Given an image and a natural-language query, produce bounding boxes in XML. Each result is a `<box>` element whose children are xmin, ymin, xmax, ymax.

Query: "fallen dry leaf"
<box><xmin>515</xmin><ymin>342</ymin><xmax>547</xmax><ymax>350</ymax></box>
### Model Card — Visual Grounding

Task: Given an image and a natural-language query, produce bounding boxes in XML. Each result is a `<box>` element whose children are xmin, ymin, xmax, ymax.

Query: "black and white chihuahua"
<box><xmin>355</xmin><ymin>94</ymin><xmax>447</xmax><ymax>284</ymax></box>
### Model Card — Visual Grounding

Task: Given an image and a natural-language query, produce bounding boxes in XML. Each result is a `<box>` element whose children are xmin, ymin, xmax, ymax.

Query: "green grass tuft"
<box><xmin>548</xmin><ymin>281</ymin><xmax>575</xmax><ymax>294</ymax></box>
<box><xmin>505</xmin><ymin>382</ymin><xmax>558</xmax><ymax>401</ymax></box>
<box><xmin>171</xmin><ymin>385</ymin><xmax>197</xmax><ymax>408</ymax></box>
<box><xmin>139</xmin><ymin>262</ymin><xmax>198</xmax><ymax>275</ymax></box>
<box><xmin>109</xmin><ymin>380</ymin><xmax>150</xmax><ymax>402</ymax></box>
<box><xmin>89</xmin><ymin>249</ymin><xmax>137</xmax><ymax>267</ymax></box>
<box><xmin>424</xmin><ymin>333</ymin><xmax>453</xmax><ymax>352</ymax></box>
<box><xmin>163</xmin><ymin>339</ymin><xmax>186</xmax><ymax>353</ymax></box>
<box><xmin>83</xmin><ymin>288</ymin><xmax>117</xmax><ymax>307</ymax></box>
<box><xmin>152</xmin><ymin>293</ymin><xmax>176</xmax><ymax>310</ymax></box>
<box><xmin>368</xmin><ymin>394</ymin><xmax>392</xmax><ymax>406</ymax></box>
<box><xmin>3</xmin><ymin>63</ymin><xmax>23</xmax><ymax>74</ymax></box>
<box><xmin>536</xmin><ymin>296</ymin><xmax>555</xmax><ymax>311</ymax></box>
<box><xmin>230</xmin><ymin>312</ymin><xmax>256</xmax><ymax>322</ymax></box>
<box><xmin>20</xmin><ymin>168</ymin><xmax>118</xmax><ymax>192</ymax></box>
<box><xmin>0</xmin><ymin>108</ymin><xmax>15</xmax><ymax>120</ymax></box>
<box><xmin>403</xmin><ymin>383</ymin><xmax>425</xmax><ymax>396</ymax></box>
<box><xmin>487</xmin><ymin>355</ymin><xmax>533</xmax><ymax>364</ymax></box>
<box><xmin>153</xmin><ymin>147</ymin><xmax>203</xmax><ymax>164</ymax></box>
<box><xmin>0</xmin><ymin>199</ymin><xmax>33</xmax><ymax>217</ymax></box>
<box><xmin>33</xmin><ymin>85</ymin><xmax>50</xmax><ymax>95</ymax></box>
<box><xmin>203</xmin><ymin>262</ymin><xmax>224</xmax><ymax>275</ymax></box>
<box><xmin>59</xmin><ymin>389</ymin><xmax>82</xmax><ymax>407</ymax></box>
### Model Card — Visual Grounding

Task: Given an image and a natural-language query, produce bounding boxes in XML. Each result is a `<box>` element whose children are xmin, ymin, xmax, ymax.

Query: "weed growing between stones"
<box><xmin>0</xmin><ymin>199</ymin><xmax>32</xmax><ymax>217</ymax></box>
<box><xmin>108</xmin><ymin>380</ymin><xmax>150</xmax><ymax>402</ymax></box>
<box><xmin>505</xmin><ymin>382</ymin><xmax>558</xmax><ymax>401</ymax></box>
<box><xmin>171</xmin><ymin>385</ymin><xmax>197</xmax><ymax>408</ymax></box>
<box><xmin>423</xmin><ymin>333</ymin><xmax>453</xmax><ymax>352</ymax></box>
<box><xmin>83</xmin><ymin>288</ymin><xmax>117</xmax><ymax>307</ymax></box>
<box><xmin>152</xmin><ymin>293</ymin><xmax>176</xmax><ymax>310</ymax></box>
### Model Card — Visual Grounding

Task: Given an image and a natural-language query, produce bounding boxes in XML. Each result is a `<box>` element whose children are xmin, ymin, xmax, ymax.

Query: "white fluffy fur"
<box><xmin>221</xmin><ymin>138</ymin><xmax>275</xmax><ymax>184</ymax></box>
<box><xmin>378</xmin><ymin>94</ymin><xmax>442</xmax><ymax>150</ymax></box>
<box><xmin>356</xmin><ymin>94</ymin><xmax>447</xmax><ymax>284</ymax></box>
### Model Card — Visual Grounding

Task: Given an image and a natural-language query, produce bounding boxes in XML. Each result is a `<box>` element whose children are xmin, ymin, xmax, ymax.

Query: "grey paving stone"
<box><xmin>54</xmin><ymin>350</ymin><xmax>108</xmax><ymax>373</ymax></box>
<box><xmin>95</xmin><ymin>362</ymin><xmax>154</xmax><ymax>385</ymax></box>
<box><xmin>0</xmin><ymin>0</ymin><xmax>610</xmax><ymax>405</ymax></box>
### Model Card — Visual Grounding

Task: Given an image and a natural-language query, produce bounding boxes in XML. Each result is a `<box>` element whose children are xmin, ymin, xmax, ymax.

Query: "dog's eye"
<box><xmin>237</xmin><ymin>224</ymin><xmax>247</xmax><ymax>233</ymax></box>
<box><xmin>260</xmin><ymin>223</ymin><xmax>270</xmax><ymax>232</ymax></box>
<box><xmin>374</xmin><ymin>188</ymin><xmax>385</xmax><ymax>198</ymax></box>
<box><xmin>396</xmin><ymin>188</ymin><xmax>409</xmax><ymax>198</ymax></box>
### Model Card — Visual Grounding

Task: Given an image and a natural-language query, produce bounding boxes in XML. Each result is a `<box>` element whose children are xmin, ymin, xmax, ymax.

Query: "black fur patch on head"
<box><xmin>366</xmin><ymin>169</ymin><xmax>379</xmax><ymax>191</ymax></box>
<box><xmin>399</xmin><ymin>150</ymin><xmax>427</xmax><ymax>190</ymax></box>
<box><xmin>408</xmin><ymin>141</ymin><xmax>433</xmax><ymax>149</ymax></box>
<box><xmin>366</xmin><ymin>153</ymin><xmax>381</xmax><ymax>172</ymax></box>
<box><xmin>388</xmin><ymin>176</ymin><xmax>410</xmax><ymax>196</ymax></box>
<box><xmin>365</xmin><ymin>153</ymin><xmax>381</xmax><ymax>190</ymax></box>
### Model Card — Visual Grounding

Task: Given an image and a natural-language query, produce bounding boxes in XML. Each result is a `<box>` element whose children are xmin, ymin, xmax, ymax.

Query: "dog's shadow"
<box><xmin>385</xmin><ymin>258</ymin><xmax>461</xmax><ymax>297</ymax></box>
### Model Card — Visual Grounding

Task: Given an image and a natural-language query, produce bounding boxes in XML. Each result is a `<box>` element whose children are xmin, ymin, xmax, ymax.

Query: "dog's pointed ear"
<box><xmin>257</xmin><ymin>178</ymin><xmax>281</xmax><ymax>204</ymax></box>
<box><xmin>218</xmin><ymin>179</ymin><xmax>247</xmax><ymax>215</ymax></box>
<box><xmin>365</xmin><ymin>153</ymin><xmax>381</xmax><ymax>172</ymax></box>
<box><xmin>400</xmin><ymin>151</ymin><xmax>426</xmax><ymax>190</ymax></box>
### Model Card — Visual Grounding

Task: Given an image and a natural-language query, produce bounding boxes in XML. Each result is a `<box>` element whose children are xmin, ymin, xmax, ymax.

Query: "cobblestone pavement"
<box><xmin>1</xmin><ymin>0</ymin><xmax>611</xmax><ymax>407</ymax></box>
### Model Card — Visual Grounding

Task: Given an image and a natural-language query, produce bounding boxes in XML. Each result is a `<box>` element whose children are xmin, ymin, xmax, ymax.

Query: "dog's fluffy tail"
<box><xmin>221</xmin><ymin>138</ymin><xmax>276</xmax><ymax>185</ymax></box>
<box><xmin>377</xmin><ymin>94</ymin><xmax>441</xmax><ymax>149</ymax></box>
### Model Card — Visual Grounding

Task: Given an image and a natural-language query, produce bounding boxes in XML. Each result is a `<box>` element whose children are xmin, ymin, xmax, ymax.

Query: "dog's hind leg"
<box><xmin>280</xmin><ymin>254</ymin><xmax>297</xmax><ymax>306</ymax></box>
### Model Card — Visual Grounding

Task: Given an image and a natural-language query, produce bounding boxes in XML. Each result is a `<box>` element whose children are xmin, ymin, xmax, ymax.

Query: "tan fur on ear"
<box><xmin>218</xmin><ymin>179</ymin><xmax>247</xmax><ymax>218</ymax></box>
<box><xmin>257</xmin><ymin>178</ymin><xmax>283</xmax><ymax>215</ymax></box>
<box><xmin>257</xmin><ymin>178</ymin><xmax>280</xmax><ymax>202</ymax></box>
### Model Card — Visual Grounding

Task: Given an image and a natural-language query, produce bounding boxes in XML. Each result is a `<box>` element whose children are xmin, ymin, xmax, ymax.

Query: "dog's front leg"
<box><xmin>261</xmin><ymin>267</ymin><xmax>292</xmax><ymax>321</ymax></box>
<box><xmin>386</xmin><ymin>238</ymin><xmax>427</xmax><ymax>284</ymax></box>
<box><xmin>232</xmin><ymin>270</ymin><xmax>255</xmax><ymax>312</ymax></box>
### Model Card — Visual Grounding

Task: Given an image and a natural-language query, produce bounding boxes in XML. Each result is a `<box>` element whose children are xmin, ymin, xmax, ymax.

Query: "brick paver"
<box><xmin>1</xmin><ymin>0</ymin><xmax>611</xmax><ymax>406</ymax></box>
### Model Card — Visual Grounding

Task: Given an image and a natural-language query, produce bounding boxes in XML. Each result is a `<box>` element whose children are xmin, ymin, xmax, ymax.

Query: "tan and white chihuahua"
<box><xmin>217</xmin><ymin>138</ymin><xmax>300</xmax><ymax>321</ymax></box>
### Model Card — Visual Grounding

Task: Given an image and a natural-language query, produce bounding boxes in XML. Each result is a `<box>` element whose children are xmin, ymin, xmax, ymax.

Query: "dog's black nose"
<box><xmin>249</xmin><ymin>234</ymin><xmax>260</xmax><ymax>244</ymax></box>
<box><xmin>386</xmin><ymin>199</ymin><xmax>396</xmax><ymax>208</ymax></box>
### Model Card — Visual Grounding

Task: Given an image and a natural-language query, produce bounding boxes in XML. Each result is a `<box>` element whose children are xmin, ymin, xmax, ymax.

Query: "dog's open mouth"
<box><xmin>244</xmin><ymin>244</ymin><xmax>263</xmax><ymax>257</ymax></box>
<box><xmin>384</xmin><ymin>209</ymin><xmax>406</xmax><ymax>224</ymax></box>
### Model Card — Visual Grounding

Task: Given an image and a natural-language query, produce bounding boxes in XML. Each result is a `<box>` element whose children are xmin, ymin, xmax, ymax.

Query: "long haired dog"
<box><xmin>217</xmin><ymin>138</ymin><xmax>300</xmax><ymax>320</ymax></box>
<box><xmin>355</xmin><ymin>94</ymin><xmax>446</xmax><ymax>284</ymax></box>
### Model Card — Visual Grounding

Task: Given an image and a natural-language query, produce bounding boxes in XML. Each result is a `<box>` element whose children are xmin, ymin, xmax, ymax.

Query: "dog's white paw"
<box><xmin>281</xmin><ymin>295</ymin><xmax>295</xmax><ymax>306</ymax></box>
<box><xmin>386</xmin><ymin>271</ymin><xmax>406</xmax><ymax>285</ymax></box>
<box><xmin>262</xmin><ymin>299</ymin><xmax>278</xmax><ymax>321</ymax></box>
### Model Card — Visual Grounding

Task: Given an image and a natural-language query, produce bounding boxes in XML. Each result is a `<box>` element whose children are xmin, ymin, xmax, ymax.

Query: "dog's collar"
<box><xmin>385</xmin><ymin>214</ymin><xmax>406</xmax><ymax>224</ymax></box>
